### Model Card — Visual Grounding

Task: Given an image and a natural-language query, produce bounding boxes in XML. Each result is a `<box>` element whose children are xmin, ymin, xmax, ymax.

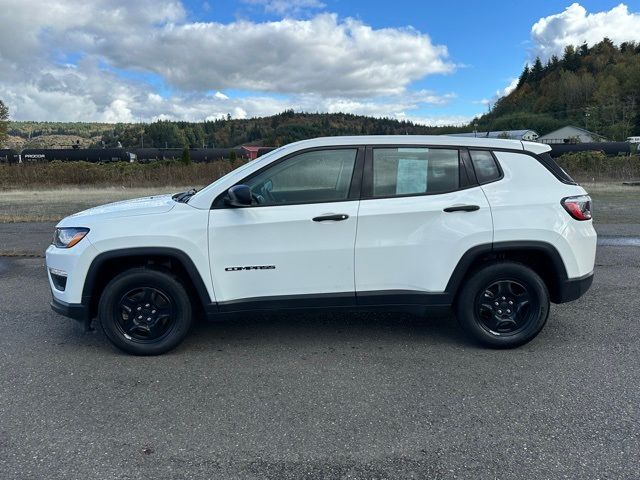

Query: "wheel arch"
<box><xmin>82</xmin><ymin>247</ymin><xmax>213</xmax><ymax>319</ymax></box>
<box><xmin>446</xmin><ymin>241</ymin><xmax>569</xmax><ymax>304</ymax></box>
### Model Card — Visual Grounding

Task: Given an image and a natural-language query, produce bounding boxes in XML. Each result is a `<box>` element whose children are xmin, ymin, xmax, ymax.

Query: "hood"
<box><xmin>58</xmin><ymin>194</ymin><xmax>177</xmax><ymax>225</ymax></box>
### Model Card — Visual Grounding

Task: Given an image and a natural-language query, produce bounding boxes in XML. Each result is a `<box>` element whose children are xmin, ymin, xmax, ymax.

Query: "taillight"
<box><xmin>561</xmin><ymin>195</ymin><xmax>592</xmax><ymax>221</ymax></box>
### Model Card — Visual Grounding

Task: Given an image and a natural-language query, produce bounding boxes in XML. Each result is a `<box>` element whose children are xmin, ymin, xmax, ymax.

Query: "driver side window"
<box><xmin>244</xmin><ymin>149</ymin><xmax>358</xmax><ymax>206</ymax></box>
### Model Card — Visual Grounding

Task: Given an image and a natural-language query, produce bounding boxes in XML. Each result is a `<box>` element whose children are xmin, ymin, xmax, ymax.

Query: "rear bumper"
<box><xmin>50</xmin><ymin>296</ymin><xmax>88</xmax><ymax>322</ymax></box>
<box><xmin>555</xmin><ymin>271</ymin><xmax>594</xmax><ymax>303</ymax></box>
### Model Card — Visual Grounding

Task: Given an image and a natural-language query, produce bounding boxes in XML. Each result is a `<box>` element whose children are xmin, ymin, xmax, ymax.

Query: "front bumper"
<box><xmin>50</xmin><ymin>296</ymin><xmax>89</xmax><ymax>322</ymax></box>
<box><xmin>555</xmin><ymin>271</ymin><xmax>594</xmax><ymax>303</ymax></box>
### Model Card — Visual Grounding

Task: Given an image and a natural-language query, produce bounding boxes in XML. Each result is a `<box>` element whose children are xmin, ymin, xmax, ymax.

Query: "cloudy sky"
<box><xmin>0</xmin><ymin>0</ymin><xmax>639</xmax><ymax>125</ymax></box>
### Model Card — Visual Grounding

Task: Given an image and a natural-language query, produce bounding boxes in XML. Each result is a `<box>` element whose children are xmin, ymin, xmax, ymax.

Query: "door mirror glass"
<box><xmin>225</xmin><ymin>184</ymin><xmax>252</xmax><ymax>207</ymax></box>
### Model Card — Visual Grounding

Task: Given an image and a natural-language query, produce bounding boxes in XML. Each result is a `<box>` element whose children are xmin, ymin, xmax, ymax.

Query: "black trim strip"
<box><xmin>218</xmin><ymin>292</ymin><xmax>356</xmax><ymax>312</ymax></box>
<box><xmin>50</xmin><ymin>297</ymin><xmax>88</xmax><ymax>322</ymax></box>
<box><xmin>216</xmin><ymin>290</ymin><xmax>453</xmax><ymax>314</ymax></box>
<box><xmin>557</xmin><ymin>271</ymin><xmax>593</xmax><ymax>302</ymax></box>
<box><xmin>356</xmin><ymin>290</ymin><xmax>451</xmax><ymax>306</ymax></box>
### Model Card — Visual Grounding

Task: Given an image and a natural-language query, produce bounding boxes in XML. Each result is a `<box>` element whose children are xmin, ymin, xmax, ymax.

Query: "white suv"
<box><xmin>46</xmin><ymin>136</ymin><xmax>596</xmax><ymax>355</ymax></box>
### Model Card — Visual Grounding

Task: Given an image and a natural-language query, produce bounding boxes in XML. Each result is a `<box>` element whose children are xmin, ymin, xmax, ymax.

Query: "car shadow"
<box><xmin>180</xmin><ymin>309</ymin><xmax>474</xmax><ymax>352</ymax></box>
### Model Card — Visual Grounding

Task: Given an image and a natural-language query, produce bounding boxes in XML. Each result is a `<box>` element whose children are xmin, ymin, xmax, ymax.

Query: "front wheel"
<box><xmin>455</xmin><ymin>262</ymin><xmax>550</xmax><ymax>348</ymax></box>
<box><xmin>98</xmin><ymin>269</ymin><xmax>193</xmax><ymax>355</ymax></box>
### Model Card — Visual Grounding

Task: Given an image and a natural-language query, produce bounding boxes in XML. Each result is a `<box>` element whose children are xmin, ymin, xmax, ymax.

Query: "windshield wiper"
<box><xmin>172</xmin><ymin>188</ymin><xmax>197</xmax><ymax>203</ymax></box>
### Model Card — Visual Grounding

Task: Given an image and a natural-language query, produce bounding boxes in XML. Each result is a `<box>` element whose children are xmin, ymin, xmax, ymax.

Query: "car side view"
<box><xmin>46</xmin><ymin>136</ymin><xmax>596</xmax><ymax>355</ymax></box>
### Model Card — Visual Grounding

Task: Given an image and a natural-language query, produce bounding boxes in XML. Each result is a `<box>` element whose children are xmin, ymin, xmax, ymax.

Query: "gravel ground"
<box><xmin>0</xmin><ymin>241</ymin><xmax>638</xmax><ymax>479</ymax></box>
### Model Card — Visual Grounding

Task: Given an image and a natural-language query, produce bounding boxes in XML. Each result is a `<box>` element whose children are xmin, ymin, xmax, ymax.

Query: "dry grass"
<box><xmin>0</xmin><ymin>160</ymin><xmax>243</xmax><ymax>223</ymax></box>
<box><xmin>583</xmin><ymin>182</ymin><xmax>640</xmax><ymax>224</ymax></box>
<box><xmin>0</xmin><ymin>160</ymin><xmax>241</xmax><ymax>189</ymax></box>
<box><xmin>0</xmin><ymin>187</ymin><xmax>194</xmax><ymax>223</ymax></box>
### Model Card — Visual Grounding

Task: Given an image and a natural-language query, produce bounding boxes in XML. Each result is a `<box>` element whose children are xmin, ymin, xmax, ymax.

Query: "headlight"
<box><xmin>53</xmin><ymin>227</ymin><xmax>90</xmax><ymax>248</ymax></box>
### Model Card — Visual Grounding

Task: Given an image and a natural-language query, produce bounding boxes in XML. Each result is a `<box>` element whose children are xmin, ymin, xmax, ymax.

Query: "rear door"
<box><xmin>209</xmin><ymin>147</ymin><xmax>364</xmax><ymax>308</ymax></box>
<box><xmin>354</xmin><ymin>146</ymin><xmax>493</xmax><ymax>304</ymax></box>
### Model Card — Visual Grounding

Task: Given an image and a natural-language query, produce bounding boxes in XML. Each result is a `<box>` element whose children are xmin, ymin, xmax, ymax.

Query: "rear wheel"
<box><xmin>98</xmin><ymin>269</ymin><xmax>192</xmax><ymax>355</ymax></box>
<box><xmin>455</xmin><ymin>262</ymin><xmax>549</xmax><ymax>348</ymax></box>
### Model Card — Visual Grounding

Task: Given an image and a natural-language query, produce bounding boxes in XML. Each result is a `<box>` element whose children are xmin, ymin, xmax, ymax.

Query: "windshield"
<box><xmin>190</xmin><ymin>146</ymin><xmax>287</xmax><ymax>201</ymax></box>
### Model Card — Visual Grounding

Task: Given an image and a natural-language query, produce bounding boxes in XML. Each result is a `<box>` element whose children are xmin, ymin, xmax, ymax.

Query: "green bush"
<box><xmin>181</xmin><ymin>147</ymin><xmax>191</xmax><ymax>165</ymax></box>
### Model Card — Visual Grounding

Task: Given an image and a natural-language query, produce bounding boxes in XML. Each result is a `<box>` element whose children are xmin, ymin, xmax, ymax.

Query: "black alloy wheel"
<box><xmin>98</xmin><ymin>269</ymin><xmax>193</xmax><ymax>355</ymax></box>
<box><xmin>455</xmin><ymin>262</ymin><xmax>550</xmax><ymax>348</ymax></box>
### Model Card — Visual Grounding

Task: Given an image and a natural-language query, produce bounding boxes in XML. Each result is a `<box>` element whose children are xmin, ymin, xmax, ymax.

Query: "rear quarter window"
<box><xmin>537</xmin><ymin>152</ymin><xmax>576</xmax><ymax>185</ymax></box>
<box><xmin>469</xmin><ymin>150</ymin><xmax>501</xmax><ymax>183</ymax></box>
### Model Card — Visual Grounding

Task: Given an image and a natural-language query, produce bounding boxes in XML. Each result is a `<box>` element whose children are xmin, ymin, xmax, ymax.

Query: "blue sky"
<box><xmin>1</xmin><ymin>1</ymin><xmax>640</xmax><ymax>123</ymax></box>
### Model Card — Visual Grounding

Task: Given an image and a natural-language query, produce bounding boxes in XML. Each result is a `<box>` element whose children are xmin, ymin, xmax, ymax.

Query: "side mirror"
<box><xmin>225</xmin><ymin>184</ymin><xmax>252</xmax><ymax>207</ymax></box>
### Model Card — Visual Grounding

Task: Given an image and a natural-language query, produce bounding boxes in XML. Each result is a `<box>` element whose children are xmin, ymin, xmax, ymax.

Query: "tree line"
<box><xmin>3</xmin><ymin>110</ymin><xmax>473</xmax><ymax>149</ymax></box>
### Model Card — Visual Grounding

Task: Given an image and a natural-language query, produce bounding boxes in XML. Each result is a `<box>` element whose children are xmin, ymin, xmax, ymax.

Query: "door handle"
<box><xmin>312</xmin><ymin>214</ymin><xmax>349</xmax><ymax>222</ymax></box>
<box><xmin>443</xmin><ymin>205</ymin><xmax>480</xmax><ymax>213</ymax></box>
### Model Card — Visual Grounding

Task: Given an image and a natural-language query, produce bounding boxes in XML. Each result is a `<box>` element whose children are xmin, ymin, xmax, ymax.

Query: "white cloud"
<box><xmin>496</xmin><ymin>78</ymin><xmax>518</xmax><ymax>98</ymax></box>
<box><xmin>0</xmin><ymin>1</ymin><xmax>454</xmax><ymax>97</ymax></box>
<box><xmin>394</xmin><ymin>114</ymin><xmax>473</xmax><ymax>127</ymax></box>
<box><xmin>0</xmin><ymin>0</ymin><xmax>459</xmax><ymax>124</ymax></box>
<box><xmin>242</xmin><ymin>0</ymin><xmax>326</xmax><ymax>15</ymax></box>
<box><xmin>531</xmin><ymin>3</ymin><xmax>640</xmax><ymax>59</ymax></box>
<box><xmin>90</xmin><ymin>14</ymin><xmax>454</xmax><ymax>96</ymax></box>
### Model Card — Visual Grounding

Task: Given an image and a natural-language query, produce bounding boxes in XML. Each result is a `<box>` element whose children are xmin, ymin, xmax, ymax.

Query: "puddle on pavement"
<box><xmin>598</xmin><ymin>236</ymin><xmax>640</xmax><ymax>246</ymax></box>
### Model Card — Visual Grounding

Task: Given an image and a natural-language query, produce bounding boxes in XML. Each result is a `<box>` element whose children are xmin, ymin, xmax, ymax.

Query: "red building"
<box><xmin>241</xmin><ymin>146</ymin><xmax>262</xmax><ymax>160</ymax></box>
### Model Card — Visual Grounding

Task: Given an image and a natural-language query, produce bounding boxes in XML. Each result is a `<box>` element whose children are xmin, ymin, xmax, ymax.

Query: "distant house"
<box><xmin>538</xmin><ymin>126</ymin><xmax>606</xmax><ymax>144</ymax></box>
<box><xmin>241</xmin><ymin>146</ymin><xmax>261</xmax><ymax>160</ymax></box>
<box><xmin>448</xmin><ymin>129</ymin><xmax>539</xmax><ymax>141</ymax></box>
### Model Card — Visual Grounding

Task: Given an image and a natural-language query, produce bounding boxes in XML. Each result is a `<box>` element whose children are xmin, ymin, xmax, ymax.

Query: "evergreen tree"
<box><xmin>517</xmin><ymin>65</ymin><xmax>530</xmax><ymax>88</ymax></box>
<box><xmin>530</xmin><ymin>57</ymin><xmax>544</xmax><ymax>82</ymax></box>
<box><xmin>563</xmin><ymin>45</ymin><xmax>579</xmax><ymax>71</ymax></box>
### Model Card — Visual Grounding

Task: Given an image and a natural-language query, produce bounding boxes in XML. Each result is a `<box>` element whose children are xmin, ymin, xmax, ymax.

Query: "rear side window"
<box><xmin>538</xmin><ymin>152</ymin><xmax>576</xmax><ymax>185</ymax></box>
<box><xmin>371</xmin><ymin>148</ymin><xmax>459</xmax><ymax>197</ymax></box>
<box><xmin>469</xmin><ymin>150</ymin><xmax>501</xmax><ymax>183</ymax></box>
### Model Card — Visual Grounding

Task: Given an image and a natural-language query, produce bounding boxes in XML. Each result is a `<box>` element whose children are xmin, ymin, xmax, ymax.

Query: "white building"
<box><xmin>538</xmin><ymin>126</ymin><xmax>606</xmax><ymax>144</ymax></box>
<box><xmin>448</xmin><ymin>129</ymin><xmax>539</xmax><ymax>141</ymax></box>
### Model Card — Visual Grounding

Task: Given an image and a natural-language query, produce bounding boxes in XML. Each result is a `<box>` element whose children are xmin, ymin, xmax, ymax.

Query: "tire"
<box><xmin>455</xmin><ymin>262</ymin><xmax>550</xmax><ymax>348</ymax></box>
<box><xmin>98</xmin><ymin>268</ymin><xmax>193</xmax><ymax>355</ymax></box>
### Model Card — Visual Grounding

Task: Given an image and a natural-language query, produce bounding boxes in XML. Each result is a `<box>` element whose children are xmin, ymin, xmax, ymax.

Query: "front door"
<box><xmin>209</xmin><ymin>147</ymin><xmax>363</xmax><ymax>309</ymax></box>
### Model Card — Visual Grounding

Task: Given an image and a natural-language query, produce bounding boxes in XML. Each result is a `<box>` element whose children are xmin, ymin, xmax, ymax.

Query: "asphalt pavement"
<box><xmin>0</xmin><ymin>231</ymin><xmax>639</xmax><ymax>479</ymax></box>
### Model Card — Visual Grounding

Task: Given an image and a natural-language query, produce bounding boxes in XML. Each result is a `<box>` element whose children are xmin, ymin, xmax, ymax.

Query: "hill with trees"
<box><xmin>5</xmin><ymin>111</ymin><xmax>471</xmax><ymax>150</ymax></box>
<box><xmin>474</xmin><ymin>39</ymin><xmax>640</xmax><ymax>140</ymax></box>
